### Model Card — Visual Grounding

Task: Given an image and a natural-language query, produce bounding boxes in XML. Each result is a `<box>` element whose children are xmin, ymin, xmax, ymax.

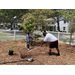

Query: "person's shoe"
<box><xmin>48</xmin><ymin>53</ymin><xmax>51</xmax><ymax>56</ymax></box>
<box><xmin>27</xmin><ymin>48</ymin><xmax>30</xmax><ymax>51</ymax></box>
<box><xmin>57</xmin><ymin>53</ymin><xmax>60</xmax><ymax>56</ymax></box>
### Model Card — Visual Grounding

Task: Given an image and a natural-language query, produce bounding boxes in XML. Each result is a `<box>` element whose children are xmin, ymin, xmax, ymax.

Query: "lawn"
<box><xmin>0</xmin><ymin>39</ymin><xmax>75</xmax><ymax>65</ymax></box>
<box><xmin>60</xmin><ymin>39</ymin><xmax>74</xmax><ymax>44</ymax></box>
<box><xmin>0</xmin><ymin>32</ymin><xmax>26</xmax><ymax>41</ymax></box>
<box><xmin>0</xmin><ymin>32</ymin><xmax>10</xmax><ymax>36</ymax></box>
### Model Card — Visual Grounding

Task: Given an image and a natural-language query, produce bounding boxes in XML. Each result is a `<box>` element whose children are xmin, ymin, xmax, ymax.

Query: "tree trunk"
<box><xmin>10</xmin><ymin>22</ymin><xmax>13</xmax><ymax>30</ymax></box>
<box><xmin>57</xmin><ymin>16</ymin><xmax>60</xmax><ymax>31</ymax></box>
<box><xmin>69</xmin><ymin>32</ymin><xmax>72</xmax><ymax>45</ymax></box>
<box><xmin>10</xmin><ymin>18</ymin><xmax>14</xmax><ymax>30</ymax></box>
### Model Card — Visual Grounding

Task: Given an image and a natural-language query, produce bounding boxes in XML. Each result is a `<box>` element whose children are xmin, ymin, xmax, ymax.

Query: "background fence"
<box><xmin>0</xmin><ymin>30</ymin><xmax>75</xmax><ymax>45</ymax></box>
<box><xmin>34</xmin><ymin>30</ymin><xmax>75</xmax><ymax>45</ymax></box>
<box><xmin>0</xmin><ymin>30</ymin><xmax>26</xmax><ymax>41</ymax></box>
<box><xmin>47</xmin><ymin>31</ymin><xmax>75</xmax><ymax>45</ymax></box>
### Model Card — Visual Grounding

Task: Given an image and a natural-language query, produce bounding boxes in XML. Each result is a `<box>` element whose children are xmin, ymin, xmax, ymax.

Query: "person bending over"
<box><xmin>41</xmin><ymin>31</ymin><xmax>60</xmax><ymax>56</ymax></box>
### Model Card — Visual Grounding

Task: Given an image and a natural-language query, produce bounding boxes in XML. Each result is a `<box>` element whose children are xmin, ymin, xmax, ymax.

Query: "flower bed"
<box><xmin>0</xmin><ymin>39</ymin><xmax>75</xmax><ymax>65</ymax></box>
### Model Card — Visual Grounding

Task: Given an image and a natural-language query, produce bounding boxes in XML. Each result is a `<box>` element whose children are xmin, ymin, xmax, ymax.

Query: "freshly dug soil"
<box><xmin>0</xmin><ymin>39</ymin><xmax>75</xmax><ymax>65</ymax></box>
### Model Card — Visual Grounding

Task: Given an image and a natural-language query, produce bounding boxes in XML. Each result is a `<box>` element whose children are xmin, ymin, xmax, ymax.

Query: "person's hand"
<box><xmin>28</xmin><ymin>40</ymin><xmax>29</xmax><ymax>42</ymax></box>
<box><xmin>41</xmin><ymin>45</ymin><xmax>42</xmax><ymax>47</ymax></box>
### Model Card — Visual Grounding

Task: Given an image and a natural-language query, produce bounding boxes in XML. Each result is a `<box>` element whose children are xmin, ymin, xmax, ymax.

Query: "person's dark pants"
<box><xmin>27</xmin><ymin>42</ymin><xmax>30</xmax><ymax>48</ymax></box>
<box><xmin>49</xmin><ymin>40</ymin><xmax>60</xmax><ymax>55</ymax></box>
<box><xmin>49</xmin><ymin>40</ymin><xmax>58</xmax><ymax>48</ymax></box>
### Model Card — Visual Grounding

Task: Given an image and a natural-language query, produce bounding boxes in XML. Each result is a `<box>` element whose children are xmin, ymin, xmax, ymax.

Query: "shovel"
<box><xmin>27</xmin><ymin>58</ymin><xmax>34</xmax><ymax>62</ymax></box>
<box><xmin>0</xmin><ymin>58</ymin><xmax>34</xmax><ymax>64</ymax></box>
<box><xmin>20</xmin><ymin>50</ymin><xmax>31</xmax><ymax>59</ymax></box>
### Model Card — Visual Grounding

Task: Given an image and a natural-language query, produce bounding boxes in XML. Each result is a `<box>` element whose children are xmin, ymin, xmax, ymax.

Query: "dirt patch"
<box><xmin>0</xmin><ymin>39</ymin><xmax>75</xmax><ymax>65</ymax></box>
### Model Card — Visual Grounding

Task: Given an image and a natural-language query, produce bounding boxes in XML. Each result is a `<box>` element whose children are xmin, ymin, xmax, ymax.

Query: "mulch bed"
<box><xmin>0</xmin><ymin>39</ymin><xmax>75</xmax><ymax>65</ymax></box>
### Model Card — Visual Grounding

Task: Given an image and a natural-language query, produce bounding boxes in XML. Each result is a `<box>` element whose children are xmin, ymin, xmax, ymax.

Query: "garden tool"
<box><xmin>25</xmin><ymin>40</ymin><xmax>27</xmax><ymax>49</ymax></box>
<box><xmin>27</xmin><ymin>58</ymin><xmax>34</xmax><ymax>62</ymax></box>
<box><xmin>20</xmin><ymin>50</ymin><xmax>31</xmax><ymax>59</ymax></box>
<box><xmin>0</xmin><ymin>58</ymin><xmax>34</xmax><ymax>64</ymax></box>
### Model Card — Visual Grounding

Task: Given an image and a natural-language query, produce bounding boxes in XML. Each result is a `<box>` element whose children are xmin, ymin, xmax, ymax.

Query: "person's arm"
<box><xmin>25</xmin><ymin>35</ymin><xmax>27</xmax><ymax>42</ymax></box>
<box><xmin>41</xmin><ymin>41</ymin><xmax>46</xmax><ymax>47</ymax></box>
<box><xmin>41</xmin><ymin>35</ymin><xmax>47</xmax><ymax>47</ymax></box>
<box><xmin>29</xmin><ymin>34</ymin><xmax>31</xmax><ymax>41</ymax></box>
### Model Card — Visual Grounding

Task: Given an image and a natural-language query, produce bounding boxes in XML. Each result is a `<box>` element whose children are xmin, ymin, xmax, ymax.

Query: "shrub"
<box><xmin>11</xmin><ymin>43</ymin><xmax>14</xmax><ymax>50</ymax></box>
<box><xmin>34</xmin><ymin>34</ymin><xmax>41</xmax><ymax>40</ymax></box>
<box><xmin>62</xmin><ymin>39</ymin><xmax>66</xmax><ymax>44</ymax></box>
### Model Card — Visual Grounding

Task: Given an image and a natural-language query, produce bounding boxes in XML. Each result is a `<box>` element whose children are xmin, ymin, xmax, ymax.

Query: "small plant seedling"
<box><xmin>21</xmin><ymin>41</ymin><xmax>24</xmax><ymax>43</ymax></box>
<box><xmin>11</xmin><ymin>43</ymin><xmax>14</xmax><ymax>50</ymax></box>
<box><xmin>7</xmin><ymin>40</ymin><xmax>9</xmax><ymax>41</ymax></box>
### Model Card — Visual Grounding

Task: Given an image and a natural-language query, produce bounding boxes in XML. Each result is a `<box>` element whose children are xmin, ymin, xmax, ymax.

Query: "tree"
<box><xmin>0</xmin><ymin>9</ymin><xmax>28</xmax><ymax>30</ymax></box>
<box><xmin>21</xmin><ymin>9</ymin><xmax>55</xmax><ymax>45</ymax></box>
<box><xmin>21</xmin><ymin>13</ymin><xmax>36</xmax><ymax>33</ymax></box>
<box><xmin>51</xmin><ymin>9</ymin><xmax>65</xmax><ymax>31</ymax></box>
<box><xmin>21</xmin><ymin>13</ymin><xmax>37</xmax><ymax>45</ymax></box>
<box><xmin>69</xmin><ymin>16</ymin><xmax>75</xmax><ymax>45</ymax></box>
<box><xmin>63</xmin><ymin>9</ymin><xmax>75</xmax><ymax>45</ymax></box>
<box><xmin>27</xmin><ymin>9</ymin><xmax>54</xmax><ymax>31</ymax></box>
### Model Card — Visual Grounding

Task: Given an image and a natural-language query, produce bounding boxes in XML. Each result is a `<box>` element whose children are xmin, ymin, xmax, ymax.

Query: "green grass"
<box><xmin>0</xmin><ymin>36</ymin><xmax>26</xmax><ymax>41</ymax></box>
<box><xmin>66</xmin><ymin>39</ymin><xmax>73</xmax><ymax>43</ymax></box>
<box><xmin>0</xmin><ymin>32</ymin><xmax>10</xmax><ymax>36</ymax></box>
<box><xmin>62</xmin><ymin>39</ymin><xmax>66</xmax><ymax>44</ymax></box>
<box><xmin>0</xmin><ymin>32</ymin><xmax>26</xmax><ymax>41</ymax></box>
<box><xmin>60</xmin><ymin>39</ymin><xmax>74</xmax><ymax>43</ymax></box>
<box><xmin>0</xmin><ymin>37</ymin><xmax>14</xmax><ymax>41</ymax></box>
<box><xmin>16</xmin><ymin>36</ymin><xmax>26</xmax><ymax>40</ymax></box>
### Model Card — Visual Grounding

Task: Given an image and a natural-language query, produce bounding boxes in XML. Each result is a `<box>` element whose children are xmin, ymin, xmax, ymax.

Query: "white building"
<box><xmin>55</xmin><ymin>20</ymin><xmax>70</xmax><ymax>33</ymax></box>
<box><xmin>43</xmin><ymin>17</ymin><xmax>70</xmax><ymax>33</ymax></box>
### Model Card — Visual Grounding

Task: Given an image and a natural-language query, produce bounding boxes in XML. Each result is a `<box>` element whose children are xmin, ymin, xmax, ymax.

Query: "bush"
<box><xmin>34</xmin><ymin>34</ymin><xmax>41</xmax><ymax>40</ymax></box>
<box><xmin>62</xmin><ymin>39</ymin><xmax>66</xmax><ymax>44</ymax></box>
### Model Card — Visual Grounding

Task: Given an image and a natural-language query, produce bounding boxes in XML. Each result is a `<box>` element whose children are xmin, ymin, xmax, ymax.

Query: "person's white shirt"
<box><xmin>44</xmin><ymin>33</ymin><xmax>57</xmax><ymax>42</ymax></box>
